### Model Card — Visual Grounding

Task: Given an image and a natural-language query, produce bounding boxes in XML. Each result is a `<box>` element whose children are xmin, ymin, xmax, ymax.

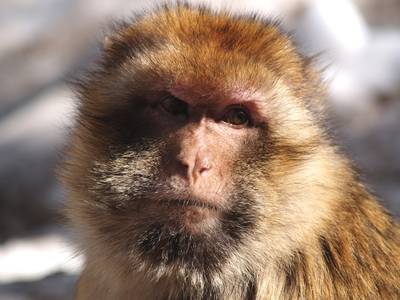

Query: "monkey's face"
<box><xmin>82</xmin><ymin>81</ymin><xmax>268</xmax><ymax>273</ymax></box>
<box><xmin>66</xmin><ymin>7</ymin><xmax>323</xmax><ymax>279</ymax></box>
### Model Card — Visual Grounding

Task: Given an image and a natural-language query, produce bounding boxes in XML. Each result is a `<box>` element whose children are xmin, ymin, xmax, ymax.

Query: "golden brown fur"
<box><xmin>61</xmin><ymin>3</ymin><xmax>400</xmax><ymax>299</ymax></box>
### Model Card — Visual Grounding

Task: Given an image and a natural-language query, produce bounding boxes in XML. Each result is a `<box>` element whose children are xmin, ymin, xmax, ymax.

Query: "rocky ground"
<box><xmin>0</xmin><ymin>0</ymin><xmax>399</xmax><ymax>299</ymax></box>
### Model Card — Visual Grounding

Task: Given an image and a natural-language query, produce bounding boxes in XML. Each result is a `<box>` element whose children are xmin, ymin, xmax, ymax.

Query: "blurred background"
<box><xmin>0</xmin><ymin>0</ymin><xmax>399</xmax><ymax>299</ymax></box>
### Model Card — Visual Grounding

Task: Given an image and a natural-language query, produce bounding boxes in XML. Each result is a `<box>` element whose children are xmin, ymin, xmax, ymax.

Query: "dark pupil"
<box><xmin>226</xmin><ymin>108</ymin><xmax>248</xmax><ymax>125</ymax></box>
<box><xmin>163</xmin><ymin>97</ymin><xmax>187</xmax><ymax>115</ymax></box>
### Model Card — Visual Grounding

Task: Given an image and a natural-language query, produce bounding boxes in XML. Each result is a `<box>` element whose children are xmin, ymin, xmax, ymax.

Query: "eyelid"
<box><xmin>224</xmin><ymin>103</ymin><xmax>251</xmax><ymax>114</ymax></box>
<box><xmin>223</xmin><ymin>103</ymin><xmax>250</xmax><ymax>113</ymax></box>
<box><xmin>221</xmin><ymin>104</ymin><xmax>253</xmax><ymax>127</ymax></box>
<box><xmin>159</xmin><ymin>95</ymin><xmax>188</xmax><ymax>116</ymax></box>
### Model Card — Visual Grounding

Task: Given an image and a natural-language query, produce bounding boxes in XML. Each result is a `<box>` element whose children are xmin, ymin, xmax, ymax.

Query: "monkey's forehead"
<box><xmin>101</xmin><ymin>4</ymin><xmax>308</xmax><ymax>92</ymax></box>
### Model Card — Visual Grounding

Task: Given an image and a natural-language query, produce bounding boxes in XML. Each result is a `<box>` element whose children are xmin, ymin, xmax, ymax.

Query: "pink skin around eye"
<box><xmin>221</xmin><ymin>99</ymin><xmax>264</xmax><ymax>124</ymax></box>
<box><xmin>169</xmin><ymin>86</ymin><xmax>266</xmax><ymax>124</ymax></box>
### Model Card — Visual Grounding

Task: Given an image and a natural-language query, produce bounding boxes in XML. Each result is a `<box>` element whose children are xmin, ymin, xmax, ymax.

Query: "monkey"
<box><xmin>60</xmin><ymin>3</ymin><xmax>400</xmax><ymax>300</ymax></box>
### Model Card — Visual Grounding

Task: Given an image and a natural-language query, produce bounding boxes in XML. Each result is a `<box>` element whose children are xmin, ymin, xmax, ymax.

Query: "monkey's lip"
<box><xmin>161</xmin><ymin>198</ymin><xmax>221</xmax><ymax>211</ymax></box>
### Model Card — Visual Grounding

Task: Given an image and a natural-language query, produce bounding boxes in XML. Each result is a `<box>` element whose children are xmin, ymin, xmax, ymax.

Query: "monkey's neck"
<box><xmin>77</xmin><ymin>263</ymin><xmax>257</xmax><ymax>300</ymax></box>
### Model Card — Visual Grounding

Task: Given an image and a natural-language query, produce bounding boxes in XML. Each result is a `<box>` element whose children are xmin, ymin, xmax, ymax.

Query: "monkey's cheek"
<box><xmin>182</xmin><ymin>207</ymin><xmax>220</xmax><ymax>234</ymax></box>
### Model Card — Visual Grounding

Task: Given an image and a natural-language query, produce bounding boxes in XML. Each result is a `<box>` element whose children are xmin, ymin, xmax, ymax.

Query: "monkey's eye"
<box><xmin>222</xmin><ymin>107</ymin><xmax>251</xmax><ymax>127</ymax></box>
<box><xmin>160</xmin><ymin>95</ymin><xmax>188</xmax><ymax>116</ymax></box>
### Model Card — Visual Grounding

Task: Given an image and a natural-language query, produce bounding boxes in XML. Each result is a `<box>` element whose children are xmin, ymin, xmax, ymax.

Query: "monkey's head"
<box><xmin>64</xmin><ymin>4</ymin><xmax>334</xmax><ymax>291</ymax></box>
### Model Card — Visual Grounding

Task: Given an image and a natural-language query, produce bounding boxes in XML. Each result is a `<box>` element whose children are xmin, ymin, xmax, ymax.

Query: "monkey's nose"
<box><xmin>194</xmin><ymin>154</ymin><xmax>212</xmax><ymax>175</ymax></box>
<box><xmin>178</xmin><ymin>149</ymin><xmax>213</xmax><ymax>185</ymax></box>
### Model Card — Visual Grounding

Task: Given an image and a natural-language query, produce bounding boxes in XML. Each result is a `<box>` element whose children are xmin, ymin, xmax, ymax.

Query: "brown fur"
<box><xmin>61</xmin><ymin>3</ymin><xmax>400</xmax><ymax>299</ymax></box>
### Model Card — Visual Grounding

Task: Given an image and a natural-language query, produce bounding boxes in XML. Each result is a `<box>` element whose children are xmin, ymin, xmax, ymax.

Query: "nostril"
<box><xmin>176</xmin><ymin>156</ymin><xmax>191</xmax><ymax>177</ymax></box>
<box><xmin>195</xmin><ymin>156</ymin><xmax>212</xmax><ymax>176</ymax></box>
<box><xmin>198</xmin><ymin>166</ymin><xmax>210</xmax><ymax>174</ymax></box>
<box><xmin>179</xmin><ymin>160</ymin><xmax>190</xmax><ymax>171</ymax></box>
<box><xmin>175</xmin><ymin>149</ymin><xmax>212</xmax><ymax>182</ymax></box>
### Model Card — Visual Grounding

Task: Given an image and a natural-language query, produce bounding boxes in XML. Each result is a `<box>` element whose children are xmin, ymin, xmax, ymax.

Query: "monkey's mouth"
<box><xmin>162</xmin><ymin>198</ymin><xmax>221</xmax><ymax>211</ymax></box>
<box><xmin>158</xmin><ymin>198</ymin><xmax>221</xmax><ymax>231</ymax></box>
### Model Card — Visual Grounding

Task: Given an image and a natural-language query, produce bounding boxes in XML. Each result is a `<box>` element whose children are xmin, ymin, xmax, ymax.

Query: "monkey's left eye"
<box><xmin>222</xmin><ymin>107</ymin><xmax>252</xmax><ymax>127</ymax></box>
<box><xmin>160</xmin><ymin>96</ymin><xmax>188</xmax><ymax>116</ymax></box>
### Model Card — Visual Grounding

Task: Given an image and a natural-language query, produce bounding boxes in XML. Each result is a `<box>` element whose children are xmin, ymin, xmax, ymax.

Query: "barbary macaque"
<box><xmin>61</xmin><ymin>4</ymin><xmax>400</xmax><ymax>299</ymax></box>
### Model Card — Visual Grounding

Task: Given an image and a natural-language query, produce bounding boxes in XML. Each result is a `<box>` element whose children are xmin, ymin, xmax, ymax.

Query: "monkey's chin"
<box><xmin>161</xmin><ymin>200</ymin><xmax>221</xmax><ymax>235</ymax></box>
<box><xmin>180</xmin><ymin>206</ymin><xmax>220</xmax><ymax>234</ymax></box>
<box><xmin>133</xmin><ymin>201</ymin><xmax>225</xmax><ymax>268</ymax></box>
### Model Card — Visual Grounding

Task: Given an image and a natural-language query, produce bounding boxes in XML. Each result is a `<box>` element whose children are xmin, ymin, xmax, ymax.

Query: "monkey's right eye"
<box><xmin>160</xmin><ymin>96</ymin><xmax>188</xmax><ymax>116</ymax></box>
